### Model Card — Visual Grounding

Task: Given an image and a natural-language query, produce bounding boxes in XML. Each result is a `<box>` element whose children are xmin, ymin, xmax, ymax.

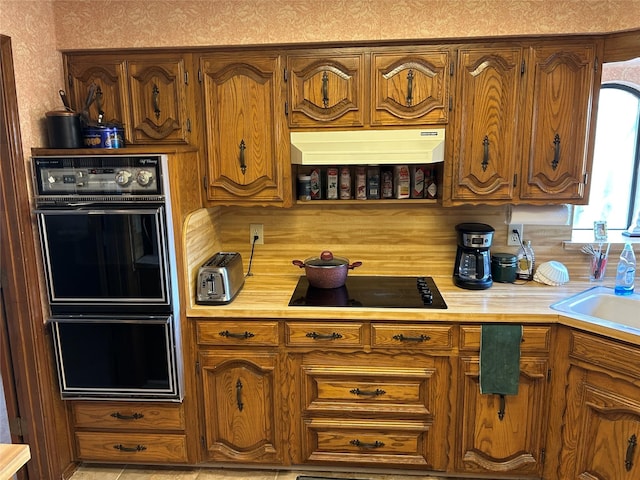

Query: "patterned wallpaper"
<box><xmin>1</xmin><ymin>0</ymin><xmax>639</xmax><ymax>157</ymax></box>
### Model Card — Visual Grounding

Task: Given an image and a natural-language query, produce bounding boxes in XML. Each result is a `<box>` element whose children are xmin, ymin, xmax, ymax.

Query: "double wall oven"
<box><xmin>33</xmin><ymin>154</ymin><xmax>183</xmax><ymax>401</ymax></box>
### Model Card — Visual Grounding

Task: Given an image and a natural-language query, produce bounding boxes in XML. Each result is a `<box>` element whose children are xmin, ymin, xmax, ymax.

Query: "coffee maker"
<box><xmin>453</xmin><ymin>223</ymin><xmax>494</xmax><ymax>290</ymax></box>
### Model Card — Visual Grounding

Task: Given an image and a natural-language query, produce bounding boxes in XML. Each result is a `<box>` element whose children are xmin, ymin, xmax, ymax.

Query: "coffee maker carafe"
<box><xmin>453</xmin><ymin>223</ymin><xmax>494</xmax><ymax>290</ymax></box>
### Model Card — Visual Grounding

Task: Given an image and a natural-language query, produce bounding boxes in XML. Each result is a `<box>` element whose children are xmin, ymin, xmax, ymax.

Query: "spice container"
<box><xmin>297</xmin><ymin>174</ymin><xmax>311</xmax><ymax>201</ymax></box>
<box><xmin>491</xmin><ymin>253</ymin><xmax>517</xmax><ymax>283</ymax></box>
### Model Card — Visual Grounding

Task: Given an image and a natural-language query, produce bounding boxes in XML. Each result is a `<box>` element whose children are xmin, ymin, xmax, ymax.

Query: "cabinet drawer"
<box><xmin>72</xmin><ymin>402</ymin><xmax>185</xmax><ymax>430</ymax></box>
<box><xmin>75</xmin><ymin>431</ymin><xmax>188</xmax><ymax>463</ymax></box>
<box><xmin>196</xmin><ymin>320</ymin><xmax>279</xmax><ymax>346</ymax></box>
<box><xmin>286</xmin><ymin>322</ymin><xmax>364</xmax><ymax>347</ymax></box>
<box><xmin>303</xmin><ymin>419</ymin><xmax>434</xmax><ymax>467</ymax></box>
<box><xmin>569</xmin><ymin>330</ymin><xmax>640</xmax><ymax>379</ymax></box>
<box><xmin>459</xmin><ymin>325</ymin><xmax>551</xmax><ymax>352</ymax></box>
<box><xmin>302</xmin><ymin>365</ymin><xmax>432</xmax><ymax>416</ymax></box>
<box><xmin>371</xmin><ymin>324</ymin><xmax>453</xmax><ymax>349</ymax></box>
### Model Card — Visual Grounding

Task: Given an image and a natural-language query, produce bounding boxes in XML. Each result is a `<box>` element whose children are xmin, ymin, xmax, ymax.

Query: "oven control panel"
<box><xmin>33</xmin><ymin>156</ymin><xmax>164</xmax><ymax>196</ymax></box>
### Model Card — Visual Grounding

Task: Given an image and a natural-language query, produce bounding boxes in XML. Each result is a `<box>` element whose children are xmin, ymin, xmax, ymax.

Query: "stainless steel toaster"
<box><xmin>196</xmin><ymin>252</ymin><xmax>245</xmax><ymax>304</ymax></box>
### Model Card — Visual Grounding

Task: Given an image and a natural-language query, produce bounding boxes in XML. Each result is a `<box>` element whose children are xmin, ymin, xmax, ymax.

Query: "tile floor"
<box><xmin>68</xmin><ymin>466</ymin><xmax>448</xmax><ymax>480</ymax></box>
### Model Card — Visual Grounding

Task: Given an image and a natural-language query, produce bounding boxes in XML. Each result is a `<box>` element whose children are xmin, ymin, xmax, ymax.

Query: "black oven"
<box><xmin>33</xmin><ymin>154</ymin><xmax>183</xmax><ymax>401</ymax></box>
<box><xmin>50</xmin><ymin>315</ymin><xmax>181</xmax><ymax>400</ymax></box>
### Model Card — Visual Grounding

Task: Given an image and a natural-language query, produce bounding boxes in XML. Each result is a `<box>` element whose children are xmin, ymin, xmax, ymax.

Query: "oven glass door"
<box><xmin>37</xmin><ymin>206</ymin><xmax>170</xmax><ymax>312</ymax></box>
<box><xmin>50</xmin><ymin>316</ymin><xmax>181</xmax><ymax>400</ymax></box>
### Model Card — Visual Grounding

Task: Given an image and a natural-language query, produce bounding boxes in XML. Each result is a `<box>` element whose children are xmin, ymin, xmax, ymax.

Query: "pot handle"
<box><xmin>348</xmin><ymin>261</ymin><xmax>363</xmax><ymax>270</ymax></box>
<box><xmin>292</xmin><ymin>260</ymin><xmax>305</xmax><ymax>268</ymax></box>
<box><xmin>320</xmin><ymin>251</ymin><xmax>334</xmax><ymax>261</ymax></box>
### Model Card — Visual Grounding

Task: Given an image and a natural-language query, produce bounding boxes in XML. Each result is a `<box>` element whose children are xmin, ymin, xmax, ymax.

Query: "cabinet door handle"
<box><xmin>239</xmin><ymin>139</ymin><xmax>247</xmax><ymax>174</ymax></box>
<box><xmin>406</xmin><ymin>69</ymin><xmax>414</xmax><ymax>106</ymax></box>
<box><xmin>482</xmin><ymin>135</ymin><xmax>490</xmax><ymax>171</ymax></box>
<box><xmin>113</xmin><ymin>444</ymin><xmax>147</xmax><ymax>453</ymax></box>
<box><xmin>95</xmin><ymin>85</ymin><xmax>104</xmax><ymax>117</ymax></box>
<box><xmin>152</xmin><ymin>83</ymin><xmax>160</xmax><ymax>120</ymax></box>
<box><xmin>322</xmin><ymin>71</ymin><xmax>329</xmax><ymax>108</ymax></box>
<box><xmin>236</xmin><ymin>378</ymin><xmax>244</xmax><ymax>412</ymax></box>
<box><xmin>626</xmin><ymin>434</ymin><xmax>637</xmax><ymax>471</ymax></box>
<box><xmin>305</xmin><ymin>331</ymin><xmax>343</xmax><ymax>340</ymax></box>
<box><xmin>551</xmin><ymin>133</ymin><xmax>561</xmax><ymax>170</ymax></box>
<box><xmin>110</xmin><ymin>412</ymin><xmax>144</xmax><ymax>421</ymax></box>
<box><xmin>498</xmin><ymin>394</ymin><xmax>506</xmax><ymax>420</ymax></box>
<box><xmin>392</xmin><ymin>333</ymin><xmax>430</xmax><ymax>342</ymax></box>
<box><xmin>219</xmin><ymin>330</ymin><xmax>255</xmax><ymax>339</ymax></box>
<box><xmin>350</xmin><ymin>439</ymin><xmax>385</xmax><ymax>449</ymax></box>
<box><xmin>350</xmin><ymin>388</ymin><xmax>386</xmax><ymax>397</ymax></box>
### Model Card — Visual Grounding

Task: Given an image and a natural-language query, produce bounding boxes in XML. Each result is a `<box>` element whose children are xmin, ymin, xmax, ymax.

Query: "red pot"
<box><xmin>292</xmin><ymin>251</ymin><xmax>362</xmax><ymax>289</ymax></box>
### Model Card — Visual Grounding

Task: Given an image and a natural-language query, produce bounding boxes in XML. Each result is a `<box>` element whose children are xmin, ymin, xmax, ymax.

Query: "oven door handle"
<box><xmin>35</xmin><ymin>206</ymin><xmax>164</xmax><ymax>215</ymax></box>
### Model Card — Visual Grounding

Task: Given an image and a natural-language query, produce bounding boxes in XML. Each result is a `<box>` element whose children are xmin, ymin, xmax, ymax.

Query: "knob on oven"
<box><xmin>136</xmin><ymin>170</ymin><xmax>153</xmax><ymax>187</ymax></box>
<box><xmin>115</xmin><ymin>170</ymin><xmax>132</xmax><ymax>186</ymax></box>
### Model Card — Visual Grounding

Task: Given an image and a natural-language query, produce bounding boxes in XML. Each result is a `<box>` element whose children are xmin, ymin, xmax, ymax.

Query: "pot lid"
<box><xmin>305</xmin><ymin>251</ymin><xmax>349</xmax><ymax>267</ymax></box>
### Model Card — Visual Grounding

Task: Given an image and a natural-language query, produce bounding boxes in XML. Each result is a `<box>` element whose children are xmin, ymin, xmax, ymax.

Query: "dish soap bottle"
<box><xmin>516</xmin><ymin>240</ymin><xmax>535</xmax><ymax>280</ymax></box>
<box><xmin>614</xmin><ymin>243</ymin><xmax>636</xmax><ymax>295</ymax></box>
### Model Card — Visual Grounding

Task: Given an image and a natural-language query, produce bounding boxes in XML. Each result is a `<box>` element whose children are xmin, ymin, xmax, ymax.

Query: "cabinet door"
<box><xmin>451</xmin><ymin>47</ymin><xmax>524</xmax><ymax>202</ymax></box>
<box><xmin>66</xmin><ymin>55</ymin><xmax>128</xmax><ymax>131</ymax></box>
<box><xmin>574</xmin><ymin>379</ymin><xmax>640</xmax><ymax>480</ymax></box>
<box><xmin>200</xmin><ymin>54</ymin><xmax>291</xmax><ymax>206</ymax></box>
<box><xmin>128</xmin><ymin>55</ymin><xmax>190</xmax><ymax>144</ymax></box>
<box><xmin>287</xmin><ymin>52</ymin><xmax>365</xmax><ymax>127</ymax></box>
<box><xmin>457</xmin><ymin>357</ymin><xmax>549</xmax><ymax>476</ymax></box>
<box><xmin>371</xmin><ymin>50</ymin><xmax>450</xmax><ymax>125</ymax></box>
<box><xmin>198</xmin><ymin>350</ymin><xmax>282</xmax><ymax>464</ymax></box>
<box><xmin>519</xmin><ymin>44</ymin><xmax>598</xmax><ymax>201</ymax></box>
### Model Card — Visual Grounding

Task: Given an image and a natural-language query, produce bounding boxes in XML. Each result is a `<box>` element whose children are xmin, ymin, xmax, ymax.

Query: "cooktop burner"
<box><xmin>288</xmin><ymin>276</ymin><xmax>447</xmax><ymax>309</ymax></box>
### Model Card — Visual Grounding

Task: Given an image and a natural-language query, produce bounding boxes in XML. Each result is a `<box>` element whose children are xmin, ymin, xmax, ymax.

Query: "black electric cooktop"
<box><xmin>288</xmin><ymin>276</ymin><xmax>447</xmax><ymax>309</ymax></box>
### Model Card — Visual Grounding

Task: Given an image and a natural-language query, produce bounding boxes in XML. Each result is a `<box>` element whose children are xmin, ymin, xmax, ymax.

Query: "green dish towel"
<box><xmin>480</xmin><ymin>324</ymin><xmax>522</xmax><ymax>395</ymax></box>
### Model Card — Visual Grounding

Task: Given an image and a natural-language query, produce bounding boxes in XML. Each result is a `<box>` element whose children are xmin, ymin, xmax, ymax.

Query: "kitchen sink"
<box><xmin>550</xmin><ymin>286</ymin><xmax>640</xmax><ymax>333</ymax></box>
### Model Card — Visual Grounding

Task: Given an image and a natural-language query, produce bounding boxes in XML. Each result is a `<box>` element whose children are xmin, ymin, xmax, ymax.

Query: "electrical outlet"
<box><xmin>507</xmin><ymin>224</ymin><xmax>524</xmax><ymax>246</ymax></box>
<box><xmin>250</xmin><ymin>223</ymin><xmax>264</xmax><ymax>245</ymax></box>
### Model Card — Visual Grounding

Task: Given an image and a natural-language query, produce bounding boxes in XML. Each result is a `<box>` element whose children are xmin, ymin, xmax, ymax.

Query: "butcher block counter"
<box><xmin>0</xmin><ymin>444</ymin><xmax>30</xmax><ymax>479</ymax></box>
<box><xmin>187</xmin><ymin>274</ymin><xmax>639</xmax><ymax>344</ymax></box>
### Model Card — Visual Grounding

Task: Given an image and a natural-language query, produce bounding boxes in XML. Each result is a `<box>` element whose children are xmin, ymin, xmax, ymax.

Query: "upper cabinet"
<box><xmin>286</xmin><ymin>48</ymin><xmax>452</xmax><ymax>128</ymax></box>
<box><xmin>64</xmin><ymin>53</ymin><xmax>195</xmax><ymax>146</ymax></box>
<box><xmin>199</xmin><ymin>53</ymin><xmax>292</xmax><ymax>207</ymax></box>
<box><xmin>370</xmin><ymin>49</ymin><xmax>451</xmax><ymax>126</ymax></box>
<box><xmin>286</xmin><ymin>51</ymin><xmax>365</xmax><ymax>127</ymax></box>
<box><xmin>447</xmin><ymin>41</ymin><xmax>602</xmax><ymax>205</ymax></box>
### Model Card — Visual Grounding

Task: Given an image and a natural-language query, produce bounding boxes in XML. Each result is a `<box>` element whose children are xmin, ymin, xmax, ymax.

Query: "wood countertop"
<box><xmin>0</xmin><ymin>444</ymin><xmax>30</xmax><ymax>480</ymax></box>
<box><xmin>187</xmin><ymin>274</ymin><xmax>640</xmax><ymax>345</ymax></box>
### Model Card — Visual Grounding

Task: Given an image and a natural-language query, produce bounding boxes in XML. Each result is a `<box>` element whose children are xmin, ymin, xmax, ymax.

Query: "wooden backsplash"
<box><xmin>184</xmin><ymin>203</ymin><xmax>590</xmax><ymax>281</ymax></box>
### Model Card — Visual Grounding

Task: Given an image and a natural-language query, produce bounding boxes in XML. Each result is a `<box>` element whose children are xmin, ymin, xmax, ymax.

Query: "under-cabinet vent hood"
<box><xmin>290</xmin><ymin>128</ymin><xmax>445</xmax><ymax>165</ymax></box>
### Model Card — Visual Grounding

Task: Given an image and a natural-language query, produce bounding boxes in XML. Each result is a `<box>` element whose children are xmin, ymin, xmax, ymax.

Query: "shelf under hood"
<box><xmin>290</xmin><ymin>128</ymin><xmax>445</xmax><ymax>165</ymax></box>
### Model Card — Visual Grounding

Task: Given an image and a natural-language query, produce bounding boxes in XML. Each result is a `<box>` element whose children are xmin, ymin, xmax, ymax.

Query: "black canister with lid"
<box><xmin>491</xmin><ymin>253</ymin><xmax>517</xmax><ymax>283</ymax></box>
<box><xmin>45</xmin><ymin>110</ymin><xmax>83</xmax><ymax>148</ymax></box>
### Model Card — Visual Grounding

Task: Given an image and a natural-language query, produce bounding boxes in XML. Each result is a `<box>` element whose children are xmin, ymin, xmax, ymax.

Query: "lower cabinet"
<box><xmin>559</xmin><ymin>329</ymin><xmax>640</xmax><ymax>480</ymax></box>
<box><xmin>455</xmin><ymin>325</ymin><xmax>552</xmax><ymax>476</ymax></box>
<box><xmin>71</xmin><ymin>401</ymin><xmax>188</xmax><ymax>463</ymax></box>
<box><xmin>195</xmin><ymin>320</ymin><xmax>283</xmax><ymax>464</ymax></box>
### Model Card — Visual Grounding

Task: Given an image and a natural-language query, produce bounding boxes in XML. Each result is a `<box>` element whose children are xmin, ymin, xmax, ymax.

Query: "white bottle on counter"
<box><xmin>516</xmin><ymin>240</ymin><xmax>535</xmax><ymax>281</ymax></box>
<box><xmin>614</xmin><ymin>242</ymin><xmax>636</xmax><ymax>295</ymax></box>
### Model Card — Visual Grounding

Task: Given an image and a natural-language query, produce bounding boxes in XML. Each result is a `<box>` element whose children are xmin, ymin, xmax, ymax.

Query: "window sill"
<box><xmin>564</xmin><ymin>229</ymin><xmax>640</xmax><ymax>251</ymax></box>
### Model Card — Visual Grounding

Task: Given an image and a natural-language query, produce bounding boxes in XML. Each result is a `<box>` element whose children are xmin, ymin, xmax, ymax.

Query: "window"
<box><xmin>573</xmin><ymin>81</ymin><xmax>640</xmax><ymax>232</ymax></box>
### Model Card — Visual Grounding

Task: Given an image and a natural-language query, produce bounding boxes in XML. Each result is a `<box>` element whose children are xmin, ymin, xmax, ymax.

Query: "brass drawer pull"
<box><xmin>350</xmin><ymin>388</ymin><xmax>386</xmax><ymax>397</ymax></box>
<box><xmin>110</xmin><ymin>412</ymin><xmax>144</xmax><ymax>421</ymax></box>
<box><xmin>305</xmin><ymin>331</ymin><xmax>343</xmax><ymax>340</ymax></box>
<box><xmin>626</xmin><ymin>434</ymin><xmax>637</xmax><ymax>472</ymax></box>
<box><xmin>219</xmin><ymin>330</ymin><xmax>255</xmax><ymax>339</ymax></box>
<box><xmin>392</xmin><ymin>333</ymin><xmax>430</xmax><ymax>342</ymax></box>
<box><xmin>113</xmin><ymin>444</ymin><xmax>147</xmax><ymax>453</ymax></box>
<box><xmin>350</xmin><ymin>439</ymin><xmax>385</xmax><ymax>449</ymax></box>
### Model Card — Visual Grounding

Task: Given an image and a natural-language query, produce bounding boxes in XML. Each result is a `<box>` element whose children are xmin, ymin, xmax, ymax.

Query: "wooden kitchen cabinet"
<box><xmin>199</xmin><ymin>52</ymin><xmax>292</xmax><ymax>206</ymax></box>
<box><xmin>558</xmin><ymin>330</ymin><xmax>640</xmax><ymax>480</ymax></box>
<box><xmin>370</xmin><ymin>49</ymin><xmax>451</xmax><ymax>126</ymax></box>
<box><xmin>70</xmin><ymin>401</ymin><xmax>189</xmax><ymax>464</ymax></box>
<box><xmin>65</xmin><ymin>54</ymin><xmax>128</xmax><ymax>130</ymax></box>
<box><xmin>195</xmin><ymin>320</ymin><xmax>282</xmax><ymax>464</ymax></box>
<box><xmin>447</xmin><ymin>41</ymin><xmax>601</xmax><ymax>205</ymax></box>
<box><xmin>455</xmin><ymin>325</ymin><xmax>552</xmax><ymax>476</ymax></box>
<box><xmin>65</xmin><ymin>52</ymin><xmax>194</xmax><ymax>145</ymax></box>
<box><xmin>286</xmin><ymin>51</ymin><xmax>365</xmax><ymax>127</ymax></box>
